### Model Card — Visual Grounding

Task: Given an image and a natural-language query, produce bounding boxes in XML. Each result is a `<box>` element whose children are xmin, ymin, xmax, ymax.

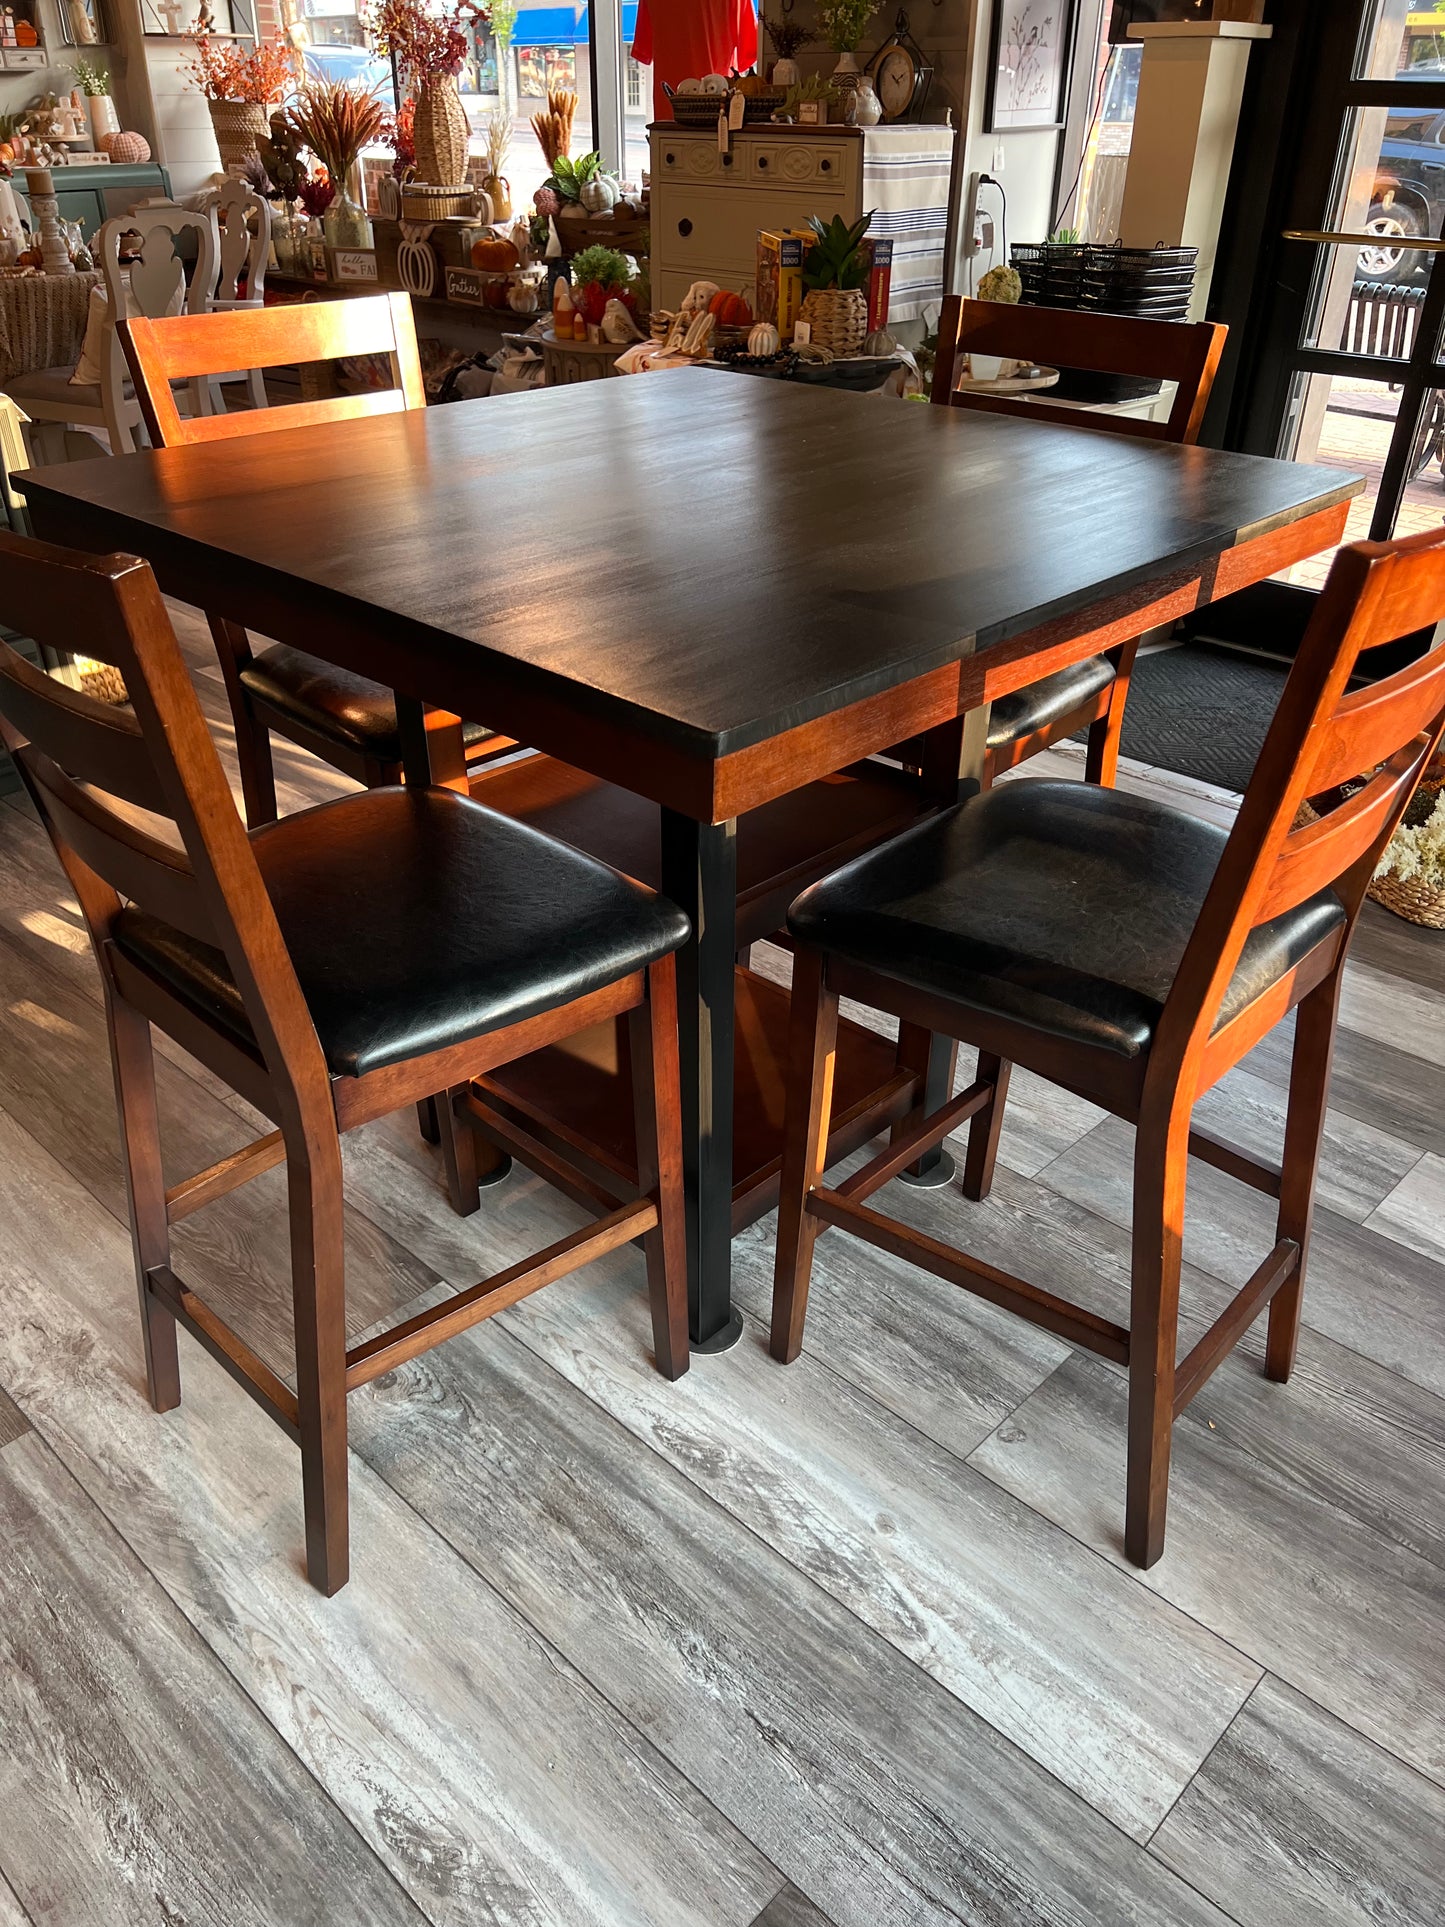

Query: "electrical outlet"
<box><xmin>974</xmin><ymin>211</ymin><xmax>995</xmax><ymax>252</ymax></box>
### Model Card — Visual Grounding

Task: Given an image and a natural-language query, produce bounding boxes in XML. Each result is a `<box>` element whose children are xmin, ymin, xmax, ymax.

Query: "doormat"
<box><xmin>1106</xmin><ymin>644</ymin><xmax>1289</xmax><ymax>795</ymax></box>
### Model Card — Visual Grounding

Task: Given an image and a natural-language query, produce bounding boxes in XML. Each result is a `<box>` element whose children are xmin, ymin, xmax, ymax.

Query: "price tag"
<box><xmin>793</xmin><ymin>320</ymin><xmax>811</xmax><ymax>345</ymax></box>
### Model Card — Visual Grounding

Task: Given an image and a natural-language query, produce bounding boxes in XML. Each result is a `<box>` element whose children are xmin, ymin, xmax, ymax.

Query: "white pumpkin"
<box><xmin>748</xmin><ymin>321</ymin><xmax>781</xmax><ymax>357</ymax></box>
<box><xmin>579</xmin><ymin>173</ymin><xmax>618</xmax><ymax>214</ymax></box>
<box><xmin>862</xmin><ymin>327</ymin><xmax>897</xmax><ymax>357</ymax></box>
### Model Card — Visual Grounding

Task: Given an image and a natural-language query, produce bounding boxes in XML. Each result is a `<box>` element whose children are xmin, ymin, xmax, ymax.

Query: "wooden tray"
<box><xmin>956</xmin><ymin>361</ymin><xmax>1059</xmax><ymax>395</ymax></box>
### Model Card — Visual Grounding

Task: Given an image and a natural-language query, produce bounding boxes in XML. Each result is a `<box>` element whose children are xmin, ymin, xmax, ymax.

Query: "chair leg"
<box><xmin>630</xmin><ymin>957</ymin><xmax>690</xmax><ymax>1381</ymax></box>
<box><xmin>771</xmin><ymin>949</ymin><xmax>840</xmax><ymax>1364</ymax></box>
<box><xmin>287</xmin><ymin>1133</ymin><xmax>350</xmax><ymax>1594</ymax></box>
<box><xmin>105</xmin><ymin>990</ymin><xmax>180</xmax><ymax>1412</ymax></box>
<box><xmin>208</xmin><ymin>616</ymin><xmax>278</xmax><ymax>829</ymax></box>
<box><xmin>961</xmin><ymin>1053</ymin><xmax>1011</xmax><ymax>1202</ymax></box>
<box><xmin>1266</xmin><ymin>968</ymin><xmax>1343</xmax><ymax>1383</ymax></box>
<box><xmin>438</xmin><ymin>1085</ymin><xmax>481</xmax><ymax>1216</ymax></box>
<box><xmin>416</xmin><ymin>1095</ymin><xmax>440</xmax><ymax>1144</ymax></box>
<box><xmin>1083</xmin><ymin>638</ymin><xmax>1139</xmax><ymax>789</ymax></box>
<box><xmin>1125</xmin><ymin>1101</ymin><xmax>1189</xmax><ymax>1569</ymax></box>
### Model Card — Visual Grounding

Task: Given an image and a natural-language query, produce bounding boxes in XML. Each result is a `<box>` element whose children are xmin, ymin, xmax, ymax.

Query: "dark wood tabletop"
<box><xmin>19</xmin><ymin>371</ymin><xmax>1358</xmax><ymax>769</ymax></box>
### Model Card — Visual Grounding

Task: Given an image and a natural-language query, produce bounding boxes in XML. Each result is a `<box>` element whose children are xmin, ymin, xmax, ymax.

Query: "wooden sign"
<box><xmin>326</xmin><ymin>247</ymin><xmax>378</xmax><ymax>284</ymax></box>
<box><xmin>445</xmin><ymin>266</ymin><xmax>487</xmax><ymax>305</ymax></box>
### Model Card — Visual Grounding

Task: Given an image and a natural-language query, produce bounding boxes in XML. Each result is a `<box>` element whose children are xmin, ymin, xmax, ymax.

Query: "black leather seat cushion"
<box><xmin>112</xmin><ymin>788</ymin><xmax>690</xmax><ymax>1078</ymax></box>
<box><xmin>788</xmin><ymin>780</ymin><xmax>1345</xmax><ymax>1060</ymax></box>
<box><xmin>986</xmin><ymin>657</ymin><xmax>1116</xmax><ymax>751</ymax></box>
<box><xmin>240</xmin><ymin>645</ymin><xmax>494</xmax><ymax>762</ymax></box>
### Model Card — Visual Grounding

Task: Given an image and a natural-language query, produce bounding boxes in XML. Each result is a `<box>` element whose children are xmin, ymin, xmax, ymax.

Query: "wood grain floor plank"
<box><xmin>0</xmin><ymin>1430</ymin><xmax>428</xmax><ymax>1927</ymax></box>
<box><xmin>496</xmin><ymin>1255</ymin><xmax>1259</xmax><ymax>1840</ymax></box>
<box><xmin>1338</xmin><ymin>958</ymin><xmax>1445</xmax><ymax>1071</ymax></box>
<box><xmin>970</xmin><ymin>1354</ymin><xmax>1445</xmax><ymax>1790</ymax></box>
<box><xmin>1240</xmin><ymin>1011</ymin><xmax>1445</xmax><ymax>1159</ymax></box>
<box><xmin>1193</xmin><ymin>1061</ymin><xmax>1423</xmax><ymax>1223</ymax></box>
<box><xmin>0</xmin><ymin>1873</ymin><xmax>32</xmax><ymax>1926</ymax></box>
<box><xmin>0</xmin><ymin>1384</ymin><xmax>27</xmax><ymax>1450</ymax></box>
<box><xmin>349</xmin><ymin>1324</ymin><xmax>1235</xmax><ymax>1925</ymax></box>
<box><xmin>751</xmin><ymin>1885</ymin><xmax>839</xmax><ymax>1927</ymax></box>
<box><xmin>1365</xmin><ymin>1153</ymin><xmax>1445</xmax><ymax>1267</ymax></box>
<box><xmin>0</xmin><ymin>923</ymin><xmax>442</xmax><ymax>1376</ymax></box>
<box><xmin>0</xmin><ymin>1115</ymin><xmax>778</xmax><ymax>1927</ymax></box>
<box><xmin>1152</xmin><ymin>1676</ymin><xmax>1445</xmax><ymax>1926</ymax></box>
<box><xmin>1043</xmin><ymin>1115</ymin><xmax>1445</xmax><ymax>1400</ymax></box>
<box><xmin>1349</xmin><ymin>897</ymin><xmax>1445</xmax><ymax>995</ymax></box>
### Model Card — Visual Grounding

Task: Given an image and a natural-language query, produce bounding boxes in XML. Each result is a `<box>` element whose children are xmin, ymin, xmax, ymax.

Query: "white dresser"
<box><xmin>648</xmin><ymin>121</ymin><xmax>955</xmax><ymax>322</ymax></box>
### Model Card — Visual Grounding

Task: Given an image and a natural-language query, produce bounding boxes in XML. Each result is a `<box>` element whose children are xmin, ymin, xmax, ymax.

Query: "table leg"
<box><xmin>661</xmin><ymin>809</ymin><xmax>744</xmax><ymax>1354</ymax></box>
<box><xmin>395</xmin><ymin>694</ymin><xmax>469</xmax><ymax>792</ymax></box>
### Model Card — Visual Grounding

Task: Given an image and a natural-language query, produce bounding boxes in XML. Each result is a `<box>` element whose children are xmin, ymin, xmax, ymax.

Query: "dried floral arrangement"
<box><xmin>184</xmin><ymin>29</ymin><xmax>295</xmax><ymax>103</ymax></box>
<box><xmin>381</xmin><ymin>96</ymin><xmax>415</xmax><ymax>179</ymax></box>
<box><xmin>483</xmin><ymin>104</ymin><xmax>509</xmax><ymax>178</ymax></box>
<box><xmin>1378</xmin><ymin>791</ymin><xmax>1445</xmax><ymax>890</ymax></box>
<box><xmin>530</xmin><ymin>87</ymin><xmax>575</xmax><ymax>168</ymax></box>
<box><xmin>762</xmin><ymin>16</ymin><xmax>809</xmax><ymax>59</ymax></box>
<box><xmin>297</xmin><ymin>174</ymin><xmax>335</xmax><ymax>220</ymax></box>
<box><xmin>258</xmin><ymin>111</ymin><xmax>308</xmax><ymax>201</ymax></box>
<box><xmin>815</xmin><ymin>0</ymin><xmax>875</xmax><ymax>53</ymax></box>
<box><xmin>367</xmin><ymin>0</ymin><xmax>483</xmax><ymax>83</ymax></box>
<box><xmin>70</xmin><ymin>57</ymin><xmax>109</xmax><ymax>96</ymax></box>
<box><xmin>288</xmin><ymin>79</ymin><xmax>386</xmax><ymax>190</ymax></box>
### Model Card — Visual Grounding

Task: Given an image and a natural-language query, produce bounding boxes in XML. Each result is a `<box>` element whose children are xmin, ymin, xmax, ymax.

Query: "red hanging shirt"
<box><xmin>632</xmin><ymin>0</ymin><xmax>759</xmax><ymax>121</ymax></box>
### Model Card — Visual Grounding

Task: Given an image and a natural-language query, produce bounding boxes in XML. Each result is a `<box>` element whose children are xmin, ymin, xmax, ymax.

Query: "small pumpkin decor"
<box><xmin>798</xmin><ymin>209</ymin><xmax>872</xmax><ymax>357</ymax></box>
<box><xmin>545</xmin><ymin>151</ymin><xmax>619</xmax><ymax>227</ymax></box>
<box><xmin>708</xmin><ymin>288</ymin><xmax>754</xmax><ymax>330</ymax></box>
<box><xmin>470</xmin><ymin>233</ymin><xmax>519</xmax><ymax>273</ymax></box>
<box><xmin>748</xmin><ymin>320</ymin><xmax>781</xmax><ymax>356</ymax></box>
<box><xmin>397</xmin><ymin>224</ymin><xmax>438</xmax><ymax>298</ymax></box>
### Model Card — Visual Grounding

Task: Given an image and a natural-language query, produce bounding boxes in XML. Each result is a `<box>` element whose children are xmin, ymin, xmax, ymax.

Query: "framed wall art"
<box><xmin>984</xmin><ymin>0</ymin><xmax>1076</xmax><ymax>133</ymax></box>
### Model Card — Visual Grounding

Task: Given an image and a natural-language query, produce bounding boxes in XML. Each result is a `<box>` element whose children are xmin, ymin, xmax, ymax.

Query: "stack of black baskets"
<box><xmin>1008</xmin><ymin>242</ymin><xmax>1199</xmax><ymax>403</ymax></box>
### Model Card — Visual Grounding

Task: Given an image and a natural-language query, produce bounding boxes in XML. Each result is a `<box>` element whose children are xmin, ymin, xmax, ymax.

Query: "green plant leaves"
<box><xmin>802</xmin><ymin>210</ymin><xmax>874</xmax><ymax>289</ymax></box>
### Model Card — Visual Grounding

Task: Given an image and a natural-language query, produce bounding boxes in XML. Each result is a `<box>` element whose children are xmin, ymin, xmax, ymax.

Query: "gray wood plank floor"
<box><xmin>0</xmin><ymin>629</ymin><xmax>1442</xmax><ymax>1922</ymax></box>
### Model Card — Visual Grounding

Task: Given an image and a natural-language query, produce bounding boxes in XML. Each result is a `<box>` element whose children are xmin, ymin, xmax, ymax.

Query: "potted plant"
<box><xmin>369</xmin><ymin>0</ymin><xmax>481</xmax><ymax>189</ymax></box>
<box><xmin>762</xmin><ymin>16</ymin><xmax>808</xmax><ymax>87</ymax></box>
<box><xmin>798</xmin><ymin>210</ymin><xmax>872</xmax><ymax>354</ymax></box>
<box><xmin>287</xmin><ymin>78</ymin><xmax>386</xmax><ymax>249</ymax></box>
<box><xmin>70</xmin><ymin>57</ymin><xmax>118</xmax><ymax>147</ymax></box>
<box><xmin>184</xmin><ymin>29</ymin><xmax>295</xmax><ymax>173</ymax></box>
<box><xmin>815</xmin><ymin>0</ymin><xmax>876</xmax><ymax>93</ymax></box>
<box><xmin>785</xmin><ymin>71</ymin><xmax>837</xmax><ymax>126</ymax></box>
<box><xmin>567</xmin><ymin>242</ymin><xmax>633</xmax><ymax>326</ymax></box>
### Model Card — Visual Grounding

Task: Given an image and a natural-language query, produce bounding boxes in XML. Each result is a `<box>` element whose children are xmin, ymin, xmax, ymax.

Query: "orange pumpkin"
<box><xmin>708</xmin><ymin>288</ymin><xmax>753</xmax><ymax>328</ymax></box>
<box><xmin>471</xmin><ymin>235</ymin><xmax>520</xmax><ymax>272</ymax></box>
<box><xmin>16</xmin><ymin>248</ymin><xmax>41</xmax><ymax>268</ymax></box>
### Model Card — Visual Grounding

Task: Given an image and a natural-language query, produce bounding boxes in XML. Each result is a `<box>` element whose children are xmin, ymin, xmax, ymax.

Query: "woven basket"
<box><xmin>208</xmin><ymin>99</ymin><xmax>268</xmax><ymax>173</ymax></box>
<box><xmin>74</xmin><ymin>657</ymin><xmax>128</xmax><ymax>706</ymax></box>
<box><xmin>413</xmin><ymin>77</ymin><xmax>469</xmax><ymax>189</ymax></box>
<box><xmin>1368</xmin><ymin>870</ymin><xmax>1445</xmax><ymax>928</ymax></box>
<box><xmin>400</xmin><ymin>182</ymin><xmax>475</xmax><ymax>221</ymax></box>
<box><xmin>799</xmin><ymin>286</ymin><xmax>867</xmax><ymax>357</ymax></box>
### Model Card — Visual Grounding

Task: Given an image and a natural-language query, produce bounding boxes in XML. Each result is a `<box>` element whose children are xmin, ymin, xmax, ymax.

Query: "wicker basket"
<box><xmin>208</xmin><ymin>99</ymin><xmax>269</xmax><ymax>174</ymax></box>
<box><xmin>798</xmin><ymin>286</ymin><xmax>867</xmax><ymax>356</ymax></box>
<box><xmin>413</xmin><ymin>77</ymin><xmax>470</xmax><ymax>189</ymax></box>
<box><xmin>1368</xmin><ymin>870</ymin><xmax>1445</xmax><ymax>928</ymax></box>
<box><xmin>399</xmin><ymin>183</ymin><xmax>476</xmax><ymax>221</ymax></box>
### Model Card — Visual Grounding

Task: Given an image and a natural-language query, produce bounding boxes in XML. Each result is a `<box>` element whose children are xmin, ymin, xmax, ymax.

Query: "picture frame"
<box><xmin>984</xmin><ymin>0</ymin><xmax>1076</xmax><ymax>133</ymax></box>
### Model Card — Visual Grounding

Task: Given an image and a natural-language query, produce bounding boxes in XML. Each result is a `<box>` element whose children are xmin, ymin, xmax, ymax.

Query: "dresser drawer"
<box><xmin>651</xmin><ymin>185</ymin><xmax>765</xmax><ymax>277</ymax></box>
<box><xmin>653</xmin><ymin>138</ymin><xmax>747</xmax><ymax>182</ymax></box>
<box><xmin>746</xmin><ymin>140</ymin><xmax>850</xmax><ymax>189</ymax></box>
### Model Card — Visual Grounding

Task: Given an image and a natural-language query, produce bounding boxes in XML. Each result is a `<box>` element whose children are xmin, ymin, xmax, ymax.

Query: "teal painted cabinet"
<box><xmin>12</xmin><ymin>163</ymin><xmax>176</xmax><ymax>240</ymax></box>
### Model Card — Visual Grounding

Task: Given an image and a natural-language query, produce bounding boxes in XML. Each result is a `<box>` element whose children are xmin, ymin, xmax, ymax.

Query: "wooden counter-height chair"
<box><xmin>771</xmin><ymin>525</ymin><xmax>1445</xmax><ymax>1569</ymax></box>
<box><xmin>931</xmin><ymin>297</ymin><xmax>1228</xmax><ymax>788</ymax></box>
<box><xmin>119</xmin><ymin>292</ymin><xmax>515</xmax><ymax>831</ymax></box>
<box><xmin>0</xmin><ymin>531</ymin><xmax>690</xmax><ymax>1594</ymax></box>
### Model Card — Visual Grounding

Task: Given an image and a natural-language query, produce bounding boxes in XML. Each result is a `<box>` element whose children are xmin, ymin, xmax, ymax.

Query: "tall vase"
<box><xmin>413</xmin><ymin>76</ymin><xmax>469</xmax><ymax>188</ymax></box>
<box><xmin>86</xmin><ymin>93</ymin><xmax>120</xmax><ymax>145</ymax></box>
<box><xmin>831</xmin><ymin>48</ymin><xmax>861</xmax><ymax>102</ymax></box>
<box><xmin>771</xmin><ymin>56</ymin><xmax>800</xmax><ymax>87</ymax></box>
<box><xmin>323</xmin><ymin>189</ymin><xmax>371</xmax><ymax>250</ymax></box>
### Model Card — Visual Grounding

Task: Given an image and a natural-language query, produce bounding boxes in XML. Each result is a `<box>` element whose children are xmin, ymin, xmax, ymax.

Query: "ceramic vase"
<box><xmin>86</xmin><ymin>92</ymin><xmax>119</xmax><ymax>145</ymax></box>
<box><xmin>413</xmin><ymin>75</ymin><xmax>469</xmax><ymax>187</ymax></box>
<box><xmin>831</xmin><ymin>48</ymin><xmax>861</xmax><ymax>98</ymax></box>
<box><xmin>771</xmin><ymin>56</ymin><xmax>800</xmax><ymax>87</ymax></box>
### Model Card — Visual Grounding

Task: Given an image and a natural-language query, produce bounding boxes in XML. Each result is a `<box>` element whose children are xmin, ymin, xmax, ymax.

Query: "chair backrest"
<box><xmin>930</xmin><ymin>297</ymin><xmax>1226</xmax><ymax>444</ymax></box>
<box><xmin>97</xmin><ymin>204</ymin><xmax>221</xmax><ymax>322</ymax></box>
<box><xmin>0</xmin><ymin>531</ymin><xmax>330</xmax><ymax>1110</ymax></box>
<box><xmin>1156</xmin><ymin>524</ymin><xmax>1445</xmax><ymax>1076</ymax></box>
<box><xmin>119</xmin><ymin>291</ymin><xmax>426</xmax><ymax>447</ymax></box>
<box><xmin>204</xmin><ymin>177</ymin><xmax>272</xmax><ymax>305</ymax></box>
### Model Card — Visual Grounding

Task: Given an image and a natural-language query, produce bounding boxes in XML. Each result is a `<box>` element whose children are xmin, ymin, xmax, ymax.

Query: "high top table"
<box><xmin>20</xmin><ymin>372</ymin><xmax>1361</xmax><ymax>1350</ymax></box>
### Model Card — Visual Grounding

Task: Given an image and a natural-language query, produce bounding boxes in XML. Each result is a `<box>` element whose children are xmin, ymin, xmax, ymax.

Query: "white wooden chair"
<box><xmin>201</xmin><ymin>178</ymin><xmax>272</xmax><ymax>414</ymax></box>
<box><xmin>3</xmin><ymin>204</ymin><xmax>219</xmax><ymax>458</ymax></box>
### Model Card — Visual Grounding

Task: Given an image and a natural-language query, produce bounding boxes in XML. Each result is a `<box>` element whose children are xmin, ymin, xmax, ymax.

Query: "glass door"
<box><xmin>1263</xmin><ymin>0</ymin><xmax>1445</xmax><ymax>585</ymax></box>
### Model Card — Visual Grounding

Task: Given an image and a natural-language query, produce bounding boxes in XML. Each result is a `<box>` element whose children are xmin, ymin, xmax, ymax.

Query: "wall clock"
<box><xmin>867</xmin><ymin>10</ymin><xmax>934</xmax><ymax>122</ymax></box>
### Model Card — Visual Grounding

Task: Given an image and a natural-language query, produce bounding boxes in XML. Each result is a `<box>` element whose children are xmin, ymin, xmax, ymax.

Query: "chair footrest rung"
<box><xmin>808</xmin><ymin>1186</ymin><xmax>1130</xmax><ymax>1362</ymax></box>
<box><xmin>343</xmin><ymin>1197</ymin><xmax>657</xmax><ymax>1391</ymax></box>
<box><xmin>146</xmin><ymin>1264</ymin><xmax>300</xmax><ymax>1437</ymax></box>
<box><xmin>165</xmin><ymin>1129</ymin><xmax>287</xmax><ymax>1224</ymax></box>
<box><xmin>837</xmin><ymin>1077</ymin><xmax>992</xmax><ymax>1204</ymax></box>
<box><xmin>1186</xmin><ymin>1126</ymin><xmax>1282</xmax><ymax>1199</ymax></box>
<box><xmin>1172</xmin><ymin>1238</ymin><xmax>1300</xmax><ymax>1417</ymax></box>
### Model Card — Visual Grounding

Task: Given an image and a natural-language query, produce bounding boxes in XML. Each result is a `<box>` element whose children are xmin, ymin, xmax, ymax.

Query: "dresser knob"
<box><xmin>665</xmin><ymin>151</ymin><xmax>675</xmax><ymax>164</ymax></box>
<box><xmin>758</xmin><ymin>155</ymin><xmax>768</xmax><ymax>168</ymax></box>
<box><xmin>820</xmin><ymin>159</ymin><xmax>831</xmax><ymax>172</ymax></box>
<box><xmin>722</xmin><ymin>152</ymin><xmax>732</xmax><ymax>166</ymax></box>
<box><xmin>678</xmin><ymin>218</ymin><xmax>693</xmax><ymax>236</ymax></box>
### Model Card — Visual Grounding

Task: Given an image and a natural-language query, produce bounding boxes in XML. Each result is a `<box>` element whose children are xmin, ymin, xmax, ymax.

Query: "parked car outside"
<box><xmin>1367</xmin><ymin>86</ymin><xmax>1445</xmax><ymax>282</ymax></box>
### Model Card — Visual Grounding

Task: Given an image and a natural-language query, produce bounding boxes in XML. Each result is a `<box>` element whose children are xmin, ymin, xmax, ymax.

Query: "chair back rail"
<box><xmin>120</xmin><ymin>292</ymin><xmax>426</xmax><ymax>448</ymax></box>
<box><xmin>0</xmin><ymin>532</ymin><xmax>333</xmax><ymax>1117</ymax></box>
<box><xmin>1156</xmin><ymin>527</ymin><xmax>1445</xmax><ymax>1079</ymax></box>
<box><xmin>205</xmin><ymin>177</ymin><xmax>271</xmax><ymax>305</ymax></box>
<box><xmin>930</xmin><ymin>296</ymin><xmax>1226</xmax><ymax>444</ymax></box>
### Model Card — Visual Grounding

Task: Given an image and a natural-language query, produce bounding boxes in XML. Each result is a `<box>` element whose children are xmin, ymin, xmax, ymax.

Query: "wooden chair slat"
<box><xmin>120</xmin><ymin>292</ymin><xmax>426</xmax><ymax>450</ymax></box>
<box><xmin>931</xmin><ymin>297</ymin><xmax>1227</xmax><ymax>445</ymax></box>
<box><xmin>1307</xmin><ymin>643</ymin><xmax>1445</xmax><ymax>793</ymax></box>
<box><xmin>1256</xmin><ymin>750</ymin><xmax>1427</xmax><ymax>922</ymax></box>
<box><xmin>0</xmin><ymin>638</ymin><xmax>172</xmax><ymax>816</ymax></box>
